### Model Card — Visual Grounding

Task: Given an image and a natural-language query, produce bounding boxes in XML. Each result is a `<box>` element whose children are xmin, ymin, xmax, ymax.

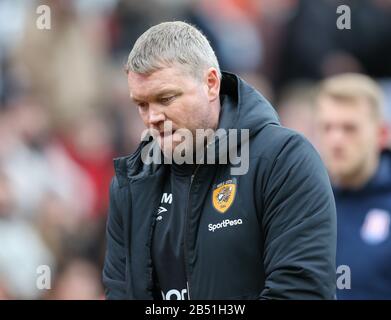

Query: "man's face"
<box><xmin>315</xmin><ymin>96</ymin><xmax>381</xmax><ymax>182</ymax></box>
<box><xmin>127</xmin><ymin>67</ymin><xmax>219</xmax><ymax>157</ymax></box>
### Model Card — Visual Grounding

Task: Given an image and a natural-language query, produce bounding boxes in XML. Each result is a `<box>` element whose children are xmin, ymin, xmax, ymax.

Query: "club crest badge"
<box><xmin>212</xmin><ymin>179</ymin><xmax>237</xmax><ymax>213</ymax></box>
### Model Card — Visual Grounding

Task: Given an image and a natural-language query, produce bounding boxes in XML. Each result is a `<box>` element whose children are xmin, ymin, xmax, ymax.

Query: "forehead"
<box><xmin>127</xmin><ymin>67</ymin><xmax>193</xmax><ymax>100</ymax></box>
<box><xmin>317</xmin><ymin>96</ymin><xmax>373</xmax><ymax>121</ymax></box>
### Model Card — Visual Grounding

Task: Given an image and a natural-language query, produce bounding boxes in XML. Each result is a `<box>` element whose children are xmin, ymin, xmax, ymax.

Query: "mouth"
<box><xmin>159</xmin><ymin>130</ymin><xmax>176</xmax><ymax>138</ymax></box>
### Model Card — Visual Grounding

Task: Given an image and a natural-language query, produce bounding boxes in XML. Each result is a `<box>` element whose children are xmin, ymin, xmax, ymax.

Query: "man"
<box><xmin>315</xmin><ymin>73</ymin><xmax>391</xmax><ymax>299</ymax></box>
<box><xmin>103</xmin><ymin>21</ymin><xmax>336</xmax><ymax>300</ymax></box>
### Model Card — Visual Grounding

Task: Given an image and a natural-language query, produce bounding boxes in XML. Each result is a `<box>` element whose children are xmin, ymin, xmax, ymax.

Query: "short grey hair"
<box><xmin>126</xmin><ymin>21</ymin><xmax>221</xmax><ymax>80</ymax></box>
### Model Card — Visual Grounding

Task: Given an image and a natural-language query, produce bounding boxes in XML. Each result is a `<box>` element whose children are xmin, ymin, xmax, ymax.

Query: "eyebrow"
<box><xmin>155</xmin><ymin>89</ymin><xmax>182</xmax><ymax>98</ymax></box>
<box><xmin>131</xmin><ymin>88</ymin><xmax>182</xmax><ymax>103</ymax></box>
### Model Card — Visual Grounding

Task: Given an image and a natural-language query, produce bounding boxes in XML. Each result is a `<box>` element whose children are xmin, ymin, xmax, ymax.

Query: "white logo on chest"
<box><xmin>161</xmin><ymin>193</ymin><xmax>172</xmax><ymax>204</ymax></box>
<box><xmin>156</xmin><ymin>193</ymin><xmax>172</xmax><ymax>221</ymax></box>
<box><xmin>361</xmin><ymin>208</ymin><xmax>390</xmax><ymax>244</ymax></box>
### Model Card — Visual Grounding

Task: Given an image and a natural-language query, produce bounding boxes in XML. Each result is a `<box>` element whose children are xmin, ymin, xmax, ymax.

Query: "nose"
<box><xmin>148</xmin><ymin>104</ymin><xmax>165</xmax><ymax>128</ymax></box>
<box><xmin>328</xmin><ymin>127</ymin><xmax>345</xmax><ymax>144</ymax></box>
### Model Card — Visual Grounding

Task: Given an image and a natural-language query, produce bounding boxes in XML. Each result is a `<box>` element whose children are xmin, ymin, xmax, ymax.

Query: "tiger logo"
<box><xmin>212</xmin><ymin>179</ymin><xmax>237</xmax><ymax>213</ymax></box>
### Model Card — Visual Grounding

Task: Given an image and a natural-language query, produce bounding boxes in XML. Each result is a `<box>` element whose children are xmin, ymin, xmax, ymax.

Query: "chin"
<box><xmin>159</xmin><ymin>144</ymin><xmax>174</xmax><ymax>158</ymax></box>
<box><xmin>331</xmin><ymin>167</ymin><xmax>354</xmax><ymax>179</ymax></box>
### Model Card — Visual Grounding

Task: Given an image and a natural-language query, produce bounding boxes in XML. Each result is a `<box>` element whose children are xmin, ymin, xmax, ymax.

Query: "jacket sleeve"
<box><xmin>102</xmin><ymin>176</ymin><xmax>130</xmax><ymax>299</ymax></box>
<box><xmin>259</xmin><ymin>133</ymin><xmax>337</xmax><ymax>299</ymax></box>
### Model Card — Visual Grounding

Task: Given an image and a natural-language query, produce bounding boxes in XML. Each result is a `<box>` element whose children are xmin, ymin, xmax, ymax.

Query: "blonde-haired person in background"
<box><xmin>315</xmin><ymin>73</ymin><xmax>391</xmax><ymax>299</ymax></box>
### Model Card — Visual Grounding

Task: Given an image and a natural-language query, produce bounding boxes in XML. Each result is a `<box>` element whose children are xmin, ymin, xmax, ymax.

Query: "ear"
<box><xmin>378</xmin><ymin>123</ymin><xmax>389</xmax><ymax>150</ymax></box>
<box><xmin>205</xmin><ymin>68</ymin><xmax>220</xmax><ymax>102</ymax></box>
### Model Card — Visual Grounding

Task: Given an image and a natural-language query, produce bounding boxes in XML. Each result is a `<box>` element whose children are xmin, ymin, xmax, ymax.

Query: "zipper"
<box><xmin>184</xmin><ymin>164</ymin><xmax>201</xmax><ymax>300</ymax></box>
<box><xmin>148</xmin><ymin>193</ymin><xmax>160</xmax><ymax>299</ymax></box>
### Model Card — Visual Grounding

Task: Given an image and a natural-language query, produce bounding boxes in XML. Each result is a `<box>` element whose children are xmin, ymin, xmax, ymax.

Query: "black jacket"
<box><xmin>103</xmin><ymin>72</ymin><xmax>337</xmax><ymax>300</ymax></box>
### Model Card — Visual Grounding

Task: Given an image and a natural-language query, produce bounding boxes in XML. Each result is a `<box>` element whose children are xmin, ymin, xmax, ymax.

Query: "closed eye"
<box><xmin>137</xmin><ymin>102</ymin><xmax>148</xmax><ymax>110</ymax></box>
<box><xmin>160</xmin><ymin>96</ymin><xmax>176</xmax><ymax>105</ymax></box>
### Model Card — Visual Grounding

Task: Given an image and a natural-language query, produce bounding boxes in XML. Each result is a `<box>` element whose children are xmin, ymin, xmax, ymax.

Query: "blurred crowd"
<box><xmin>0</xmin><ymin>0</ymin><xmax>391</xmax><ymax>299</ymax></box>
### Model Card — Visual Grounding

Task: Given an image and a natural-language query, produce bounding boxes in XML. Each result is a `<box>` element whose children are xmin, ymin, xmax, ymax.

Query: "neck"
<box><xmin>211</xmin><ymin>97</ymin><xmax>221</xmax><ymax>131</ymax></box>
